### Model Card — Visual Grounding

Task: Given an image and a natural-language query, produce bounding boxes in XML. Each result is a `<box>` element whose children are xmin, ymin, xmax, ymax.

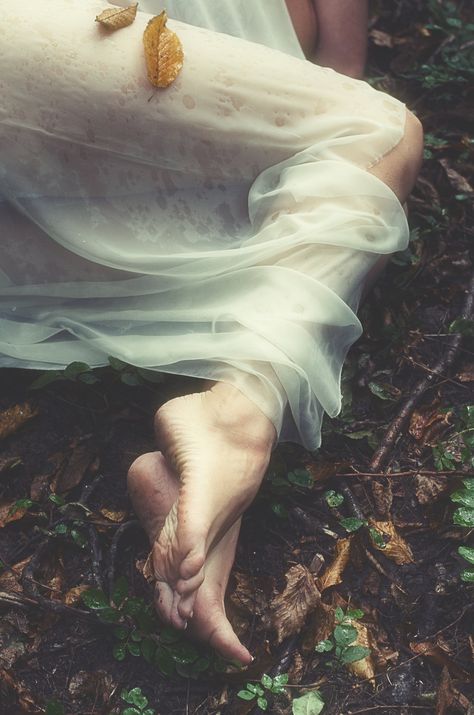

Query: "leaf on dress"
<box><xmin>143</xmin><ymin>11</ymin><xmax>184</xmax><ymax>88</ymax></box>
<box><xmin>95</xmin><ymin>3</ymin><xmax>138</xmax><ymax>31</ymax></box>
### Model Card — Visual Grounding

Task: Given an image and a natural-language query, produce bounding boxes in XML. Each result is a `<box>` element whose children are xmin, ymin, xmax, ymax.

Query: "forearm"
<box><xmin>311</xmin><ymin>0</ymin><xmax>368</xmax><ymax>78</ymax></box>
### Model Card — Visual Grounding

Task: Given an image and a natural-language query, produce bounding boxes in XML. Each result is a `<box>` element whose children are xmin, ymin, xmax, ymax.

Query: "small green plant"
<box><xmin>238</xmin><ymin>673</ymin><xmax>289</xmax><ymax>711</ymax></box>
<box><xmin>81</xmin><ymin>578</ymin><xmax>218</xmax><ymax>678</ymax></box>
<box><xmin>451</xmin><ymin>477</ymin><xmax>474</xmax><ymax>582</ymax></box>
<box><xmin>120</xmin><ymin>688</ymin><xmax>154</xmax><ymax>715</ymax></box>
<box><xmin>315</xmin><ymin>607</ymin><xmax>370</xmax><ymax>667</ymax></box>
<box><xmin>433</xmin><ymin>405</ymin><xmax>474</xmax><ymax>471</ymax></box>
<box><xmin>292</xmin><ymin>691</ymin><xmax>325</xmax><ymax>715</ymax></box>
<box><xmin>324</xmin><ymin>490</ymin><xmax>344</xmax><ymax>508</ymax></box>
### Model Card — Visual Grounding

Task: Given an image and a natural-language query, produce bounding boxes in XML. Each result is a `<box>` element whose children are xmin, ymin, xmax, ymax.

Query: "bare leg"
<box><xmin>127</xmin><ymin>452</ymin><xmax>252</xmax><ymax>664</ymax></box>
<box><xmin>311</xmin><ymin>0</ymin><xmax>368</xmax><ymax>78</ymax></box>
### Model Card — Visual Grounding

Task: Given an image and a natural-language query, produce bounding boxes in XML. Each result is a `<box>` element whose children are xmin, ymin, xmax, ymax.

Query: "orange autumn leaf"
<box><xmin>95</xmin><ymin>3</ymin><xmax>138</xmax><ymax>30</ymax></box>
<box><xmin>143</xmin><ymin>11</ymin><xmax>184</xmax><ymax>88</ymax></box>
<box><xmin>317</xmin><ymin>537</ymin><xmax>352</xmax><ymax>592</ymax></box>
<box><xmin>369</xmin><ymin>520</ymin><xmax>415</xmax><ymax>564</ymax></box>
<box><xmin>0</xmin><ymin>402</ymin><xmax>38</xmax><ymax>441</ymax></box>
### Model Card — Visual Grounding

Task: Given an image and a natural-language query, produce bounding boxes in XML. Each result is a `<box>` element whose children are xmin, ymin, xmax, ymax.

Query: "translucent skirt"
<box><xmin>0</xmin><ymin>0</ymin><xmax>409</xmax><ymax>449</ymax></box>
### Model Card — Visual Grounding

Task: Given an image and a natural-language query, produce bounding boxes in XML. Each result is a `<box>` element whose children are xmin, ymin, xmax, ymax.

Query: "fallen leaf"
<box><xmin>439</xmin><ymin>158</ymin><xmax>474</xmax><ymax>196</ymax></box>
<box><xmin>301</xmin><ymin>602</ymin><xmax>334</xmax><ymax>653</ymax></box>
<box><xmin>436</xmin><ymin>666</ymin><xmax>455</xmax><ymax>715</ymax></box>
<box><xmin>317</xmin><ymin>537</ymin><xmax>352</xmax><ymax>592</ymax></box>
<box><xmin>369</xmin><ymin>29</ymin><xmax>394</xmax><ymax>47</ymax></box>
<box><xmin>457</xmin><ymin>365</ymin><xmax>474</xmax><ymax>382</ymax></box>
<box><xmin>409</xmin><ymin>407</ymin><xmax>452</xmax><ymax>445</ymax></box>
<box><xmin>95</xmin><ymin>3</ymin><xmax>138</xmax><ymax>30</ymax></box>
<box><xmin>0</xmin><ymin>403</ymin><xmax>38</xmax><ymax>441</ymax></box>
<box><xmin>371</xmin><ymin>479</ymin><xmax>393</xmax><ymax>517</ymax></box>
<box><xmin>30</xmin><ymin>472</ymin><xmax>52</xmax><ymax>501</ymax></box>
<box><xmin>415</xmin><ymin>474</ymin><xmax>449</xmax><ymax>505</ymax></box>
<box><xmin>0</xmin><ymin>668</ymin><xmax>37</xmax><ymax>711</ymax></box>
<box><xmin>0</xmin><ymin>557</ymin><xmax>31</xmax><ymax>594</ymax></box>
<box><xmin>51</xmin><ymin>440</ymin><xmax>98</xmax><ymax>493</ymax></box>
<box><xmin>369</xmin><ymin>520</ymin><xmax>415</xmax><ymax>564</ymax></box>
<box><xmin>143</xmin><ymin>11</ymin><xmax>184</xmax><ymax>88</ymax></box>
<box><xmin>0</xmin><ymin>499</ymin><xmax>29</xmax><ymax>528</ymax></box>
<box><xmin>347</xmin><ymin>619</ymin><xmax>376</xmax><ymax>684</ymax></box>
<box><xmin>230</xmin><ymin>571</ymin><xmax>268</xmax><ymax>617</ymax></box>
<box><xmin>99</xmin><ymin>508</ymin><xmax>127</xmax><ymax>523</ymax></box>
<box><xmin>271</xmin><ymin>564</ymin><xmax>321</xmax><ymax>644</ymax></box>
<box><xmin>64</xmin><ymin>584</ymin><xmax>90</xmax><ymax>606</ymax></box>
<box><xmin>409</xmin><ymin>641</ymin><xmax>470</xmax><ymax>680</ymax></box>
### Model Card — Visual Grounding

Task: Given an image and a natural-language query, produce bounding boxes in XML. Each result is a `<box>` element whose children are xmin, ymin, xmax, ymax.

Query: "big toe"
<box><xmin>191</xmin><ymin>600</ymin><xmax>252</xmax><ymax>665</ymax></box>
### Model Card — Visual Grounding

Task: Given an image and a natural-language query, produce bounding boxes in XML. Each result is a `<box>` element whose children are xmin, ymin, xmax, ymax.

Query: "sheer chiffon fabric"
<box><xmin>0</xmin><ymin>0</ymin><xmax>408</xmax><ymax>449</ymax></box>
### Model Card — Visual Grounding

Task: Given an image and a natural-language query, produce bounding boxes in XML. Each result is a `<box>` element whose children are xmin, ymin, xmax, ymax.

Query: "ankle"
<box><xmin>208</xmin><ymin>382</ymin><xmax>277</xmax><ymax>450</ymax></box>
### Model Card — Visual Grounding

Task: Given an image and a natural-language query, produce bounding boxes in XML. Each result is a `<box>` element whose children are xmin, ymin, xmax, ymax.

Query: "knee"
<box><xmin>404</xmin><ymin>110</ymin><xmax>424</xmax><ymax>175</ymax></box>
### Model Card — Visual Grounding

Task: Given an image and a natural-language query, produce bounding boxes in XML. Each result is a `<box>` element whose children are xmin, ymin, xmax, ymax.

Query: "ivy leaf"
<box><xmin>261</xmin><ymin>674</ymin><xmax>273</xmax><ymax>689</ymax></box>
<box><xmin>287</xmin><ymin>469</ymin><xmax>313</xmax><ymax>488</ymax></box>
<box><xmin>127</xmin><ymin>642</ymin><xmax>141</xmax><ymax>657</ymax></box>
<box><xmin>113</xmin><ymin>643</ymin><xmax>127</xmax><ymax>661</ymax></box>
<box><xmin>453</xmin><ymin>507</ymin><xmax>474</xmax><ymax>527</ymax></box>
<box><xmin>340</xmin><ymin>517</ymin><xmax>366</xmax><ymax>533</ymax></box>
<box><xmin>122</xmin><ymin>687</ymin><xmax>148</xmax><ymax>708</ymax></box>
<box><xmin>324</xmin><ymin>490</ymin><xmax>344</xmax><ymax>508</ymax></box>
<box><xmin>315</xmin><ymin>639</ymin><xmax>334</xmax><ymax>653</ymax></box>
<box><xmin>238</xmin><ymin>690</ymin><xmax>256</xmax><ymax>701</ymax></box>
<box><xmin>82</xmin><ymin>588</ymin><xmax>108</xmax><ymax>610</ymax></box>
<box><xmin>340</xmin><ymin>645</ymin><xmax>371</xmax><ymax>664</ymax></box>
<box><xmin>333</xmin><ymin>624</ymin><xmax>357</xmax><ymax>647</ymax></box>
<box><xmin>460</xmin><ymin>568</ymin><xmax>474</xmax><ymax>582</ymax></box>
<box><xmin>292</xmin><ymin>691</ymin><xmax>325</xmax><ymax>715</ymax></box>
<box><xmin>458</xmin><ymin>546</ymin><xmax>474</xmax><ymax>564</ymax></box>
<box><xmin>257</xmin><ymin>696</ymin><xmax>268</xmax><ymax>710</ymax></box>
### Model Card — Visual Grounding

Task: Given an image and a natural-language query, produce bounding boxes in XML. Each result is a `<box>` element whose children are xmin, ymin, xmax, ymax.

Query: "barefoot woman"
<box><xmin>0</xmin><ymin>0</ymin><xmax>422</xmax><ymax>663</ymax></box>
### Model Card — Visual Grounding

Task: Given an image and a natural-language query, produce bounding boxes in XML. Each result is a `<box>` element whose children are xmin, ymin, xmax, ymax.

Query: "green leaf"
<box><xmin>111</xmin><ymin>575</ymin><xmax>129</xmax><ymax>606</ymax></box>
<box><xmin>155</xmin><ymin>647</ymin><xmax>176</xmax><ymax>677</ymax></box>
<box><xmin>29</xmin><ymin>371</ymin><xmax>64</xmax><ymax>390</ymax></box>
<box><xmin>460</xmin><ymin>568</ymin><xmax>474</xmax><ymax>582</ymax></box>
<box><xmin>140</xmin><ymin>638</ymin><xmax>156</xmax><ymax>664</ymax></box>
<box><xmin>369</xmin><ymin>527</ymin><xmax>386</xmax><ymax>548</ymax></box>
<box><xmin>339</xmin><ymin>517</ymin><xmax>366</xmax><ymax>533</ymax></box>
<box><xmin>462</xmin><ymin>477</ymin><xmax>474</xmax><ymax>491</ymax></box>
<box><xmin>261</xmin><ymin>674</ymin><xmax>273</xmax><ymax>689</ymax></box>
<box><xmin>368</xmin><ymin>381</ymin><xmax>400</xmax><ymax>401</ymax></box>
<box><xmin>108</xmin><ymin>355</ymin><xmax>129</xmax><ymax>371</ymax></box>
<box><xmin>121</xmin><ymin>372</ymin><xmax>142</xmax><ymax>386</ymax></box>
<box><xmin>191</xmin><ymin>656</ymin><xmax>210</xmax><ymax>674</ymax></box>
<box><xmin>127</xmin><ymin>642</ymin><xmax>141</xmax><ymax>657</ymax></box>
<box><xmin>123</xmin><ymin>687</ymin><xmax>148</xmax><ymax>709</ymax></box>
<box><xmin>287</xmin><ymin>469</ymin><xmax>313</xmax><ymax>488</ymax></box>
<box><xmin>123</xmin><ymin>597</ymin><xmax>146</xmax><ymax>617</ymax></box>
<box><xmin>238</xmin><ymin>690</ymin><xmax>256</xmax><ymax>701</ymax></box>
<box><xmin>273</xmin><ymin>674</ymin><xmax>289</xmax><ymax>687</ymax></box>
<box><xmin>315</xmin><ymin>639</ymin><xmax>333</xmax><ymax>653</ymax></box>
<box><xmin>340</xmin><ymin>645</ymin><xmax>371</xmax><ymax>664</ymax></box>
<box><xmin>333</xmin><ymin>624</ymin><xmax>357</xmax><ymax>647</ymax></box>
<box><xmin>54</xmin><ymin>523</ymin><xmax>68</xmax><ymax>535</ymax></box>
<box><xmin>334</xmin><ymin>606</ymin><xmax>344</xmax><ymax>623</ymax></box>
<box><xmin>345</xmin><ymin>609</ymin><xmax>365</xmax><ymax>621</ymax></box>
<box><xmin>82</xmin><ymin>588</ymin><xmax>108</xmax><ymax>610</ymax></box>
<box><xmin>169</xmin><ymin>641</ymin><xmax>199</xmax><ymax>664</ymax></box>
<box><xmin>113</xmin><ymin>625</ymin><xmax>128</xmax><ymax>640</ymax></box>
<box><xmin>113</xmin><ymin>643</ymin><xmax>127</xmax><ymax>661</ymax></box>
<box><xmin>131</xmin><ymin>630</ymin><xmax>142</xmax><ymax>642</ymax></box>
<box><xmin>324</xmin><ymin>490</ymin><xmax>344</xmax><ymax>508</ymax></box>
<box><xmin>48</xmin><ymin>493</ymin><xmax>65</xmax><ymax>506</ymax></box>
<box><xmin>448</xmin><ymin>318</ymin><xmax>474</xmax><ymax>337</ymax></box>
<box><xmin>458</xmin><ymin>546</ymin><xmax>474</xmax><ymax>564</ymax></box>
<box><xmin>271</xmin><ymin>502</ymin><xmax>289</xmax><ymax>518</ymax></box>
<box><xmin>257</xmin><ymin>696</ymin><xmax>268</xmax><ymax>710</ymax></box>
<box><xmin>143</xmin><ymin>709</ymin><xmax>155</xmax><ymax>715</ymax></box>
<box><xmin>8</xmin><ymin>497</ymin><xmax>34</xmax><ymax>516</ymax></box>
<box><xmin>453</xmin><ymin>507</ymin><xmax>474</xmax><ymax>527</ymax></box>
<box><xmin>451</xmin><ymin>489</ymin><xmax>474</xmax><ymax>508</ymax></box>
<box><xmin>159</xmin><ymin>627</ymin><xmax>180</xmax><ymax>644</ymax></box>
<box><xmin>64</xmin><ymin>361</ymin><xmax>92</xmax><ymax>379</ymax></box>
<box><xmin>45</xmin><ymin>700</ymin><xmax>65</xmax><ymax>715</ymax></box>
<box><xmin>99</xmin><ymin>607</ymin><xmax>120</xmax><ymax>623</ymax></box>
<box><xmin>122</xmin><ymin>709</ymin><xmax>141</xmax><ymax>715</ymax></box>
<box><xmin>292</xmin><ymin>691</ymin><xmax>325</xmax><ymax>715</ymax></box>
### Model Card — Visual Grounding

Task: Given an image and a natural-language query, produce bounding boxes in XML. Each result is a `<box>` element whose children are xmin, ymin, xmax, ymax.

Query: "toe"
<box><xmin>177</xmin><ymin>589</ymin><xmax>198</xmax><ymax>621</ymax></box>
<box><xmin>191</xmin><ymin>602</ymin><xmax>252</xmax><ymax>665</ymax></box>
<box><xmin>175</xmin><ymin>567</ymin><xmax>205</xmax><ymax>596</ymax></box>
<box><xmin>179</xmin><ymin>546</ymin><xmax>205</xmax><ymax>580</ymax></box>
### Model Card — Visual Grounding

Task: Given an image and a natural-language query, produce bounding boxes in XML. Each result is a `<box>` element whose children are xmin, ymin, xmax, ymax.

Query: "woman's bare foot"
<box><xmin>152</xmin><ymin>381</ymin><xmax>276</xmax><ymax>622</ymax></box>
<box><xmin>127</xmin><ymin>451</ymin><xmax>252</xmax><ymax>664</ymax></box>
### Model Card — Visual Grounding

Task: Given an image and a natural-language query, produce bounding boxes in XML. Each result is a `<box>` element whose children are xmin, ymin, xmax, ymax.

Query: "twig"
<box><xmin>369</xmin><ymin>272</ymin><xmax>474</xmax><ymax>472</ymax></box>
<box><xmin>0</xmin><ymin>589</ymin><xmax>95</xmax><ymax>621</ymax></box>
<box><xmin>88</xmin><ymin>524</ymin><xmax>104</xmax><ymax>591</ymax></box>
<box><xmin>336</xmin><ymin>469</ymin><xmax>473</xmax><ymax>478</ymax></box>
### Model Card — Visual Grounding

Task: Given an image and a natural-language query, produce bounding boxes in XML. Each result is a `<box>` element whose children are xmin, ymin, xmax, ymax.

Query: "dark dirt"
<box><xmin>1</xmin><ymin>1</ymin><xmax>473</xmax><ymax>714</ymax></box>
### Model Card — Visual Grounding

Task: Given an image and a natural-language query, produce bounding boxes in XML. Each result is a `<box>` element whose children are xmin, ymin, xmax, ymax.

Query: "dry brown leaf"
<box><xmin>0</xmin><ymin>498</ymin><xmax>29</xmax><ymax>529</ymax></box>
<box><xmin>30</xmin><ymin>472</ymin><xmax>52</xmax><ymax>502</ymax></box>
<box><xmin>410</xmin><ymin>641</ymin><xmax>470</xmax><ymax>680</ymax></box>
<box><xmin>301</xmin><ymin>602</ymin><xmax>334</xmax><ymax>653</ymax></box>
<box><xmin>439</xmin><ymin>158</ymin><xmax>474</xmax><ymax>196</ymax></box>
<box><xmin>99</xmin><ymin>508</ymin><xmax>127</xmax><ymax>523</ymax></box>
<box><xmin>0</xmin><ymin>402</ymin><xmax>38</xmax><ymax>441</ymax></box>
<box><xmin>271</xmin><ymin>564</ymin><xmax>321</xmax><ymax>644</ymax></box>
<box><xmin>458</xmin><ymin>364</ymin><xmax>474</xmax><ymax>383</ymax></box>
<box><xmin>436</xmin><ymin>666</ymin><xmax>455</xmax><ymax>715</ymax></box>
<box><xmin>415</xmin><ymin>474</ymin><xmax>449</xmax><ymax>505</ymax></box>
<box><xmin>95</xmin><ymin>3</ymin><xmax>138</xmax><ymax>30</ymax></box>
<box><xmin>0</xmin><ymin>668</ymin><xmax>37</xmax><ymax>710</ymax></box>
<box><xmin>0</xmin><ymin>556</ymin><xmax>31</xmax><ymax>594</ymax></box>
<box><xmin>369</xmin><ymin>520</ymin><xmax>415</xmax><ymax>564</ymax></box>
<box><xmin>409</xmin><ymin>407</ymin><xmax>452</xmax><ymax>446</ymax></box>
<box><xmin>371</xmin><ymin>479</ymin><xmax>393</xmax><ymax>517</ymax></box>
<box><xmin>51</xmin><ymin>440</ymin><xmax>98</xmax><ymax>493</ymax></box>
<box><xmin>369</xmin><ymin>29</ymin><xmax>394</xmax><ymax>47</ymax></box>
<box><xmin>230</xmin><ymin>571</ymin><xmax>268</xmax><ymax>617</ymax></box>
<box><xmin>143</xmin><ymin>11</ymin><xmax>184</xmax><ymax>88</ymax></box>
<box><xmin>317</xmin><ymin>537</ymin><xmax>352</xmax><ymax>592</ymax></box>
<box><xmin>347</xmin><ymin>619</ymin><xmax>376</xmax><ymax>684</ymax></box>
<box><xmin>65</xmin><ymin>584</ymin><xmax>90</xmax><ymax>606</ymax></box>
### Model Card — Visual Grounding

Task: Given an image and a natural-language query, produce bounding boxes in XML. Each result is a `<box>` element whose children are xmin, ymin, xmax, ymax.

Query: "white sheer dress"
<box><xmin>0</xmin><ymin>0</ymin><xmax>409</xmax><ymax>449</ymax></box>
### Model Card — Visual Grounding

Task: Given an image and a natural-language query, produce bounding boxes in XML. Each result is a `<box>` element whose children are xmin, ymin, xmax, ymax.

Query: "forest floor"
<box><xmin>0</xmin><ymin>1</ymin><xmax>473</xmax><ymax>714</ymax></box>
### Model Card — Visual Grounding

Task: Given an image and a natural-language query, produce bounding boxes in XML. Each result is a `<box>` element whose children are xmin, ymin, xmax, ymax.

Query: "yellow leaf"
<box><xmin>143</xmin><ymin>11</ymin><xmax>184</xmax><ymax>88</ymax></box>
<box><xmin>369</xmin><ymin>520</ymin><xmax>415</xmax><ymax>564</ymax></box>
<box><xmin>271</xmin><ymin>564</ymin><xmax>321</xmax><ymax>644</ymax></box>
<box><xmin>99</xmin><ymin>508</ymin><xmax>127</xmax><ymax>523</ymax></box>
<box><xmin>317</xmin><ymin>537</ymin><xmax>352</xmax><ymax>592</ymax></box>
<box><xmin>0</xmin><ymin>403</ymin><xmax>38</xmax><ymax>441</ymax></box>
<box><xmin>95</xmin><ymin>3</ymin><xmax>138</xmax><ymax>30</ymax></box>
<box><xmin>64</xmin><ymin>584</ymin><xmax>90</xmax><ymax>606</ymax></box>
<box><xmin>347</xmin><ymin>619</ymin><xmax>376</xmax><ymax>684</ymax></box>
